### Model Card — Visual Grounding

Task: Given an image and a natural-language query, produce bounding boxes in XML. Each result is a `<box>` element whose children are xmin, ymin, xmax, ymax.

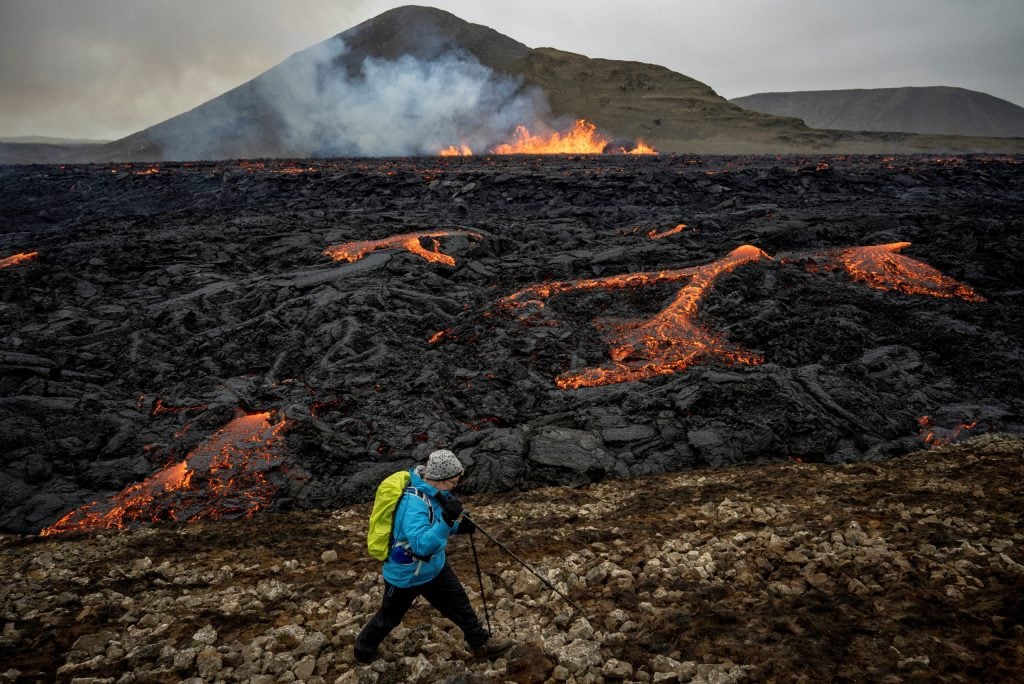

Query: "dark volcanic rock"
<box><xmin>1</xmin><ymin>154</ymin><xmax>1023</xmax><ymax>534</ymax></box>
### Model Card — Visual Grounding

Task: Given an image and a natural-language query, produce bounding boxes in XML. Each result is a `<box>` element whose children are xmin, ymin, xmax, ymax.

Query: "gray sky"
<box><xmin>2</xmin><ymin>0</ymin><xmax>1022</xmax><ymax>141</ymax></box>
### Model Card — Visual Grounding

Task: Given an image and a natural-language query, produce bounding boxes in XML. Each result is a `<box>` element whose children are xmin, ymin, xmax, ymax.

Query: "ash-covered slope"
<box><xmin>2</xmin><ymin>155</ymin><xmax>1023</xmax><ymax>536</ymax></box>
<box><xmin>732</xmin><ymin>86</ymin><xmax>1024</xmax><ymax>138</ymax></box>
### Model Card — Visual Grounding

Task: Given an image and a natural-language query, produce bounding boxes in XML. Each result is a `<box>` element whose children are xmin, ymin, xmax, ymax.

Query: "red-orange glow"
<box><xmin>488</xmin><ymin>119</ymin><xmax>654</xmax><ymax>155</ymax></box>
<box><xmin>648</xmin><ymin>223</ymin><xmax>687</xmax><ymax>240</ymax></box>
<box><xmin>628</xmin><ymin>141</ymin><xmax>658</xmax><ymax>155</ymax></box>
<box><xmin>917</xmin><ymin>415</ymin><xmax>979</xmax><ymax>447</ymax></box>
<box><xmin>428</xmin><ymin>329</ymin><xmax>450</xmax><ymax>345</ymax></box>
<box><xmin>839</xmin><ymin>243</ymin><xmax>986</xmax><ymax>302</ymax></box>
<box><xmin>133</xmin><ymin>167</ymin><xmax>160</xmax><ymax>176</ymax></box>
<box><xmin>324</xmin><ymin>230</ymin><xmax>482</xmax><ymax>267</ymax></box>
<box><xmin>0</xmin><ymin>251</ymin><xmax>38</xmax><ymax>268</ymax></box>
<box><xmin>501</xmin><ymin>245</ymin><xmax>771</xmax><ymax>388</ymax></box>
<box><xmin>440</xmin><ymin>144</ymin><xmax>473</xmax><ymax>157</ymax></box>
<box><xmin>40</xmin><ymin>412</ymin><xmax>288</xmax><ymax>536</ymax></box>
<box><xmin>493</xmin><ymin>119</ymin><xmax>607</xmax><ymax>154</ymax></box>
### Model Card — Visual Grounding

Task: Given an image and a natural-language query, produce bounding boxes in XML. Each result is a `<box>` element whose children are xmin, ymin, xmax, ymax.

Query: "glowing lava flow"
<box><xmin>836</xmin><ymin>243</ymin><xmax>986</xmax><ymax>302</ymax></box>
<box><xmin>324</xmin><ymin>230</ymin><xmax>483</xmax><ymax>267</ymax></box>
<box><xmin>40</xmin><ymin>412</ymin><xmax>288</xmax><ymax>536</ymax></box>
<box><xmin>648</xmin><ymin>224</ymin><xmax>687</xmax><ymax>240</ymax></box>
<box><xmin>0</xmin><ymin>251</ymin><xmax>38</xmax><ymax>268</ymax></box>
<box><xmin>500</xmin><ymin>245</ymin><xmax>770</xmax><ymax>388</ymax></box>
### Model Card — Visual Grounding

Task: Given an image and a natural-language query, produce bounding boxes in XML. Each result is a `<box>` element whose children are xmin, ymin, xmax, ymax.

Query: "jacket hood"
<box><xmin>410</xmin><ymin>466</ymin><xmax>441</xmax><ymax>497</ymax></box>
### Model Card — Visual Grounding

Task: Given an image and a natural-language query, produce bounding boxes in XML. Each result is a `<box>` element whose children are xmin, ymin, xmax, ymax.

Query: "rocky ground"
<box><xmin>2</xmin><ymin>433</ymin><xmax>1021</xmax><ymax>683</ymax></box>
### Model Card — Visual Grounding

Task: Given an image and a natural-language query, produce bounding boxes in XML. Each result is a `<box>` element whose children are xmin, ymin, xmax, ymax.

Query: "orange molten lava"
<box><xmin>440</xmin><ymin>144</ymin><xmax>473</xmax><ymax>157</ymax></box>
<box><xmin>648</xmin><ymin>224</ymin><xmax>687</xmax><ymax>240</ymax></box>
<box><xmin>428</xmin><ymin>329</ymin><xmax>451</xmax><ymax>345</ymax></box>
<box><xmin>40</xmin><ymin>412</ymin><xmax>288</xmax><ymax>536</ymax></box>
<box><xmin>324</xmin><ymin>230</ymin><xmax>483</xmax><ymax>267</ymax></box>
<box><xmin>0</xmin><ymin>251</ymin><xmax>38</xmax><ymax>268</ymax></box>
<box><xmin>501</xmin><ymin>245</ymin><xmax>771</xmax><ymax>387</ymax></box>
<box><xmin>839</xmin><ymin>243</ymin><xmax>986</xmax><ymax>302</ymax></box>
<box><xmin>444</xmin><ymin>119</ymin><xmax>655</xmax><ymax>155</ymax></box>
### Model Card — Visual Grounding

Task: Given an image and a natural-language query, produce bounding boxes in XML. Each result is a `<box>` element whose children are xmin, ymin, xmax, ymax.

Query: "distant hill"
<box><xmin>731</xmin><ymin>86</ymin><xmax>1024</xmax><ymax>138</ymax></box>
<box><xmin>0</xmin><ymin>136</ymin><xmax>110</xmax><ymax>145</ymax></box>
<box><xmin>0</xmin><ymin>141</ymin><xmax>106</xmax><ymax>165</ymax></box>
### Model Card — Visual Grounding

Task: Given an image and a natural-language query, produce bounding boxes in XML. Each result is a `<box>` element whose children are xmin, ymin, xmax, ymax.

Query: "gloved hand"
<box><xmin>441</xmin><ymin>495</ymin><xmax>464</xmax><ymax>526</ymax></box>
<box><xmin>456</xmin><ymin>516</ymin><xmax>476</xmax><ymax>535</ymax></box>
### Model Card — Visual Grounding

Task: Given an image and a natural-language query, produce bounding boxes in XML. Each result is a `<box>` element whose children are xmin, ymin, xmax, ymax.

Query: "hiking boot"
<box><xmin>472</xmin><ymin>637</ymin><xmax>515</xmax><ymax>659</ymax></box>
<box><xmin>353</xmin><ymin>646</ymin><xmax>376</xmax><ymax>664</ymax></box>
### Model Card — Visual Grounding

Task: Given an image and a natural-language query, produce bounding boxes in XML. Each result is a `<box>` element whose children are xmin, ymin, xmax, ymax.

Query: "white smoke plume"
<box><xmin>149</xmin><ymin>37</ymin><xmax>548</xmax><ymax>159</ymax></box>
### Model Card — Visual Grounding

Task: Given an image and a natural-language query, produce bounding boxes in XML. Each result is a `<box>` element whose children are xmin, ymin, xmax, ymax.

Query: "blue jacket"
<box><xmin>382</xmin><ymin>468</ymin><xmax>463</xmax><ymax>587</ymax></box>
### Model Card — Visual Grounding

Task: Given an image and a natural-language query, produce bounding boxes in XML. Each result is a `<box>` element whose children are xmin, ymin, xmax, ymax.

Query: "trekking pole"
<box><xmin>464</xmin><ymin>514</ymin><xmax>585</xmax><ymax>615</ymax></box>
<box><xmin>468</xmin><ymin>529</ymin><xmax>493</xmax><ymax>637</ymax></box>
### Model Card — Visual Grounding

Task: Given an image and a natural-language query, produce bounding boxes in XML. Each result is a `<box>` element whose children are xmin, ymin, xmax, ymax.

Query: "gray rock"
<box><xmin>529</xmin><ymin>428</ymin><xmax>616</xmax><ymax>474</ymax></box>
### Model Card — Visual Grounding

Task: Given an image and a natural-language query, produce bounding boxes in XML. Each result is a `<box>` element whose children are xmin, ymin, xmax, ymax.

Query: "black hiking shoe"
<box><xmin>472</xmin><ymin>637</ymin><xmax>515</xmax><ymax>660</ymax></box>
<box><xmin>354</xmin><ymin>647</ymin><xmax>376</xmax><ymax>664</ymax></box>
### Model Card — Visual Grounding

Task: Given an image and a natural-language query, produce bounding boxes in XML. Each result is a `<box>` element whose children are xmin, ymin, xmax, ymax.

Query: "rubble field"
<box><xmin>1</xmin><ymin>434</ymin><xmax>1022</xmax><ymax>683</ymax></box>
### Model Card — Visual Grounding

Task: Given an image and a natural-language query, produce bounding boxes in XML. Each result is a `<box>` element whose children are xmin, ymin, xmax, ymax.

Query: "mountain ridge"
<box><xmin>731</xmin><ymin>85</ymin><xmax>1024</xmax><ymax>138</ymax></box>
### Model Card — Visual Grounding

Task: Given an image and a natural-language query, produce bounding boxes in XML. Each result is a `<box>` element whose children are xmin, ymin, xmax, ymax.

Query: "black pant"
<box><xmin>354</xmin><ymin>563</ymin><xmax>489</xmax><ymax>656</ymax></box>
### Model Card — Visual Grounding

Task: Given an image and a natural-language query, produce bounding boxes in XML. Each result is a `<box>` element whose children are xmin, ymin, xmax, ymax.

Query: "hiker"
<box><xmin>354</xmin><ymin>449</ymin><xmax>515</xmax><ymax>663</ymax></box>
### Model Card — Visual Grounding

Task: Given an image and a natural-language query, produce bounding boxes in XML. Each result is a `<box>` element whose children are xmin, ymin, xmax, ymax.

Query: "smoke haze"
<box><xmin>2</xmin><ymin>1</ymin><xmax>1021</xmax><ymax>141</ymax></box>
<box><xmin>147</xmin><ymin>38</ymin><xmax>547</xmax><ymax>159</ymax></box>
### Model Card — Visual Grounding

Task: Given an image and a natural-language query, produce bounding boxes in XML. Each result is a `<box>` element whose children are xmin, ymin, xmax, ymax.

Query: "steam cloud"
<box><xmin>149</xmin><ymin>37</ymin><xmax>548</xmax><ymax>159</ymax></box>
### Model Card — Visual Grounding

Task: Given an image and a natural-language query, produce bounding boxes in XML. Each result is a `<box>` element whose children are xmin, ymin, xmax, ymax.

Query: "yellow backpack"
<box><xmin>366</xmin><ymin>470</ymin><xmax>433</xmax><ymax>560</ymax></box>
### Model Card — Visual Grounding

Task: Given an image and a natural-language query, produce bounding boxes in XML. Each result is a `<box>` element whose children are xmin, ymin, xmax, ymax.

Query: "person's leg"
<box><xmin>354</xmin><ymin>581</ymin><xmax>420</xmax><ymax>661</ymax></box>
<box><xmin>420</xmin><ymin>563</ymin><xmax>489</xmax><ymax>649</ymax></box>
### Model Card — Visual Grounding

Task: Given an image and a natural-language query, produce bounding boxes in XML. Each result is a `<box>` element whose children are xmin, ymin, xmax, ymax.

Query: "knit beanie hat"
<box><xmin>424</xmin><ymin>449</ymin><xmax>464</xmax><ymax>480</ymax></box>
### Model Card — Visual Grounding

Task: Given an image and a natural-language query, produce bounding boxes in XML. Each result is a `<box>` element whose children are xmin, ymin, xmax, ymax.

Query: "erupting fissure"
<box><xmin>438</xmin><ymin>119</ymin><xmax>656</xmax><ymax>156</ymax></box>
<box><xmin>324</xmin><ymin>230</ymin><xmax>483</xmax><ymax>267</ymax></box>
<box><xmin>40</xmin><ymin>412</ymin><xmax>289</xmax><ymax>536</ymax></box>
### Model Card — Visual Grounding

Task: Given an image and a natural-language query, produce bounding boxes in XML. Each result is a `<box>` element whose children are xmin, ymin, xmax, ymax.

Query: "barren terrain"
<box><xmin>1</xmin><ymin>434</ymin><xmax>1022</xmax><ymax>683</ymax></box>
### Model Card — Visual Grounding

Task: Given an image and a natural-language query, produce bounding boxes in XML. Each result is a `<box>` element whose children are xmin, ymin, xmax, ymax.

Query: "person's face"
<box><xmin>435</xmin><ymin>474</ymin><xmax>461</xmax><ymax>492</ymax></box>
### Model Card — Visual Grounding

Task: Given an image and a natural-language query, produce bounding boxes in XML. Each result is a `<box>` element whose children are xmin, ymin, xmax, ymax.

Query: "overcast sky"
<box><xmin>2</xmin><ymin>0</ymin><xmax>1022</xmax><ymax>141</ymax></box>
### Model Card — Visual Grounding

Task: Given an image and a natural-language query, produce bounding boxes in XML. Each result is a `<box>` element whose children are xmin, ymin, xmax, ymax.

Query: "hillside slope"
<box><xmin>2</xmin><ymin>434</ymin><xmax>1021</xmax><ymax>681</ymax></box>
<box><xmin>732</xmin><ymin>86</ymin><xmax>1024</xmax><ymax>138</ymax></box>
<box><xmin>75</xmin><ymin>7</ymin><xmax>1024</xmax><ymax>161</ymax></box>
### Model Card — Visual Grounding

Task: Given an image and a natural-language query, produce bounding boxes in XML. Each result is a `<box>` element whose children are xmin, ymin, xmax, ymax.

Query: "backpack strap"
<box><xmin>388</xmin><ymin>486</ymin><xmax>436</xmax><ymax>562</ymax></box>
<box><xmin>405</xmin><ymin>486</ymin><xmax>435</xmax><ymax>526</ymax></box>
